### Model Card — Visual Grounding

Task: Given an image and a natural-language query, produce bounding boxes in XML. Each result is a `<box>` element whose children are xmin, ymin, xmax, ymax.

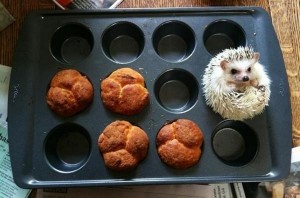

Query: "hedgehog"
<box><xmin>202</xmin><ymin>46</ymin><xmax>271</xmax><ymax>120</ymax></box>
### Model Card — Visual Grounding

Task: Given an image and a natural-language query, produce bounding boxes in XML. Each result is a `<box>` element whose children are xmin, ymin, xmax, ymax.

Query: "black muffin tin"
<box><xmin>8</xmin><ymin>7</ymin><xmax>292</xmax><ymax>188</ymax></box>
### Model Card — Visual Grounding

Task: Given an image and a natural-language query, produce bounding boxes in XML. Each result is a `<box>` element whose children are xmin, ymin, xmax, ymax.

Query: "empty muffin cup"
<box><xmin>212</xmin><ymin>120</ymin><xmax>258</xmax><ymax>166</ymax></box>
<box><xmin>154</xmin><ymin>69</ymin><xmax>198</xmax><ymax>113</ymax></box>
<box><xmin>44</xmin><ymin>123</ymin><xmax>91</xmax><ymax>172</ymax></box>
<box><xmin>203</xmin><ymin>20</ymin><xmax>246</xmax><ymax>55</ymax></box>
<box><xmin>153</xmin><ymin>21</ymin><xmax>195</xmax><ymax>62</ymax></box>
<box><xmin>50</xmin><ymin>23</ymin><xmax>94</xmax><ymax>64</ymax></box>
<box><xmin>102</xmin><ymin>22</ymin><xmax>144</xmax><ymax>63</ymax></box>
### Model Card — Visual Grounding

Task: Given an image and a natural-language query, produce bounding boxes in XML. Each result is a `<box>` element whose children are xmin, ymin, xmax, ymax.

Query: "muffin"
<box><xmin>100</xmin><ymin>68</ymin><xmax>149</xmax><ymax>115</ymax></box>
<box><xmin>98</xmin><ymin>120</ymin><xmax>149</xmax><ymax>171</ymax></box>
<box><xmin>46</xmin><ymin>69</ymin><xmax>93</xmax><ymax>117</ymax></box>
<box><xmin>156</xmin><ymin>119</ymin><xmax>204</xmax><ymax>169</ymax></box>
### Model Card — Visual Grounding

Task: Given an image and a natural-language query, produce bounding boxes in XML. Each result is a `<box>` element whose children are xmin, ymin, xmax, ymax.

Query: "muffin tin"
<box><xmin>8</xmin><ymin>7</ymin><xmax>292</xmax><ymax>188</ymax></box>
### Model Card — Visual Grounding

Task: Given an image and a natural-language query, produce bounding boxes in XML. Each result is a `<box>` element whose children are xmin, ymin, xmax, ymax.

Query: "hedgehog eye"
<box><xmin>247</xmin><ymin>67</ymin><xmax>251</xmax><ymax>72</ymax></box>
<box><xmin>231</xmin><ymin>69</ymin><xmax>238</xmax><ymax>74</ymax></box>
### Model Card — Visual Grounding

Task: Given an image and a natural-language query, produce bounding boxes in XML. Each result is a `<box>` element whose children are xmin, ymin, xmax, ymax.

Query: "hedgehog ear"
<box><xmin>254</xmin><ymin>52</ymin><xmax>260</xmax><ymax>63</ymax></box>
<box><xmin>220</xmin><ymin>60</ymin><xmax>229</xmax><ymax>70</ymax></box>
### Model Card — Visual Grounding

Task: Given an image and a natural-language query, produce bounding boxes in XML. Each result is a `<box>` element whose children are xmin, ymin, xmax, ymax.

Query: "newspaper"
<box><xmin>0</xmin><ymin>64</ymin><xmax>31</xmax><ymax>198</ymax></box>
<box><xmin>0</xmin><ymin>64</ymin><xmax>11</xmax><ymax>123</ymax></box>
<box><xmin>53</xmin><ymin>0</ymin><xmax>123</xmax><ymax>10</ymax></box>
<box><xmin>0</xmin><ymin>1</ymin><xmax>15</xmax><ymax>31</ymax></box>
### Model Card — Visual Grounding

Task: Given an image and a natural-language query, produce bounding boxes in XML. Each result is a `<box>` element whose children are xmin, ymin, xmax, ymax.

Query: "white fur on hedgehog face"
<box><xmin>222</xmin><ymin>59</ymin><xmax>255</xmax><ymax>85</ymax></box>
<box><xmin>220</xmin><ymin>53</ymin><xmax>260</xmax><ymax>88</ymax></box>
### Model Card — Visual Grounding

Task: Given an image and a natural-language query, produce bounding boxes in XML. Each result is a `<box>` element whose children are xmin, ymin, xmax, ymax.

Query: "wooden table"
<box><xmin>0</xmin><ymin>0</ymin><xmax>299</xmax><ymax>196</ymax></box>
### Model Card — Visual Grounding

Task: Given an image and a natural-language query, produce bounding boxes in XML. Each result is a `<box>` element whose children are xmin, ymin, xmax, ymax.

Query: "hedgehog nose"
<box><xmin>242</xmin><ymin>76</ymin><xmax>249</xmax><ymax>82</ymax></box>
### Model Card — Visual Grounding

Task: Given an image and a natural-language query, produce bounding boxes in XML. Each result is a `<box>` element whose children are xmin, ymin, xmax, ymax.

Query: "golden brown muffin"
<box><xmin>46</xmin><ymin>69</ymin><xmax>93</xmax><ymax>117</ymax></box>
<box><xmin>156</xmin><ymin>119</ymin><xmax>204</xmax><ymax>169</ymax></box>
<box><xmin>98</xmin><ymin>120</ymin><xmax>149</xmax><ymax>171</ymax></box>
<box><xmin>100</xmin><ymin>68</ymin><xmax>149</xmax><ymax>115</ymax></box>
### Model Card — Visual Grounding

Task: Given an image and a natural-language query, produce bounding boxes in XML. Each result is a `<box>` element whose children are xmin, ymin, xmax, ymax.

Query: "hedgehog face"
<box><xmin>220</xmin><ymin>53</ymin><xmax>260</xmax><ymax>87</ymax></box>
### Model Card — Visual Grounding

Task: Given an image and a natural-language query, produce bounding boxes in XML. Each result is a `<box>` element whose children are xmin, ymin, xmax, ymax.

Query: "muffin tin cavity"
<box><xmin>203</xmin><ymin>20</ymin><xmax>246</xmax><ymax>55</ymax></box>
<box><xmin>102</xmin><ymin>22</ymin><xmax>144</xmax><ymax>63</ymax></box>
<box><xmin>50</xmin><ymin>23</ymin><xmax>94</xmax><ymax>64</ymax></box>
<box><xmin>212</xmin><ymin>120</ymin><xmax>258</xmax><ymax>166</ymax></box>
<box><xmin>44</xmin><ymin>123</ymin><xmax>91</xmax><ymax>172</ymax></box>
<box><xmin>154</xmin><ymin>69</ymin><xmax>198</xmax><ymax>113</ymax></box>
<box><xmin>153</xmin><ymin>21</ymin><xmax>195</xmax><ymax>62</ymax></box>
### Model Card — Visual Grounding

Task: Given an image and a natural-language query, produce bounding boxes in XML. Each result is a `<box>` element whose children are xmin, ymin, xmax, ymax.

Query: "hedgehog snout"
<box><xmin>242</xmin><ymin>76</ymin><xmax>249</xmax><ymax>82</ymax></box>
